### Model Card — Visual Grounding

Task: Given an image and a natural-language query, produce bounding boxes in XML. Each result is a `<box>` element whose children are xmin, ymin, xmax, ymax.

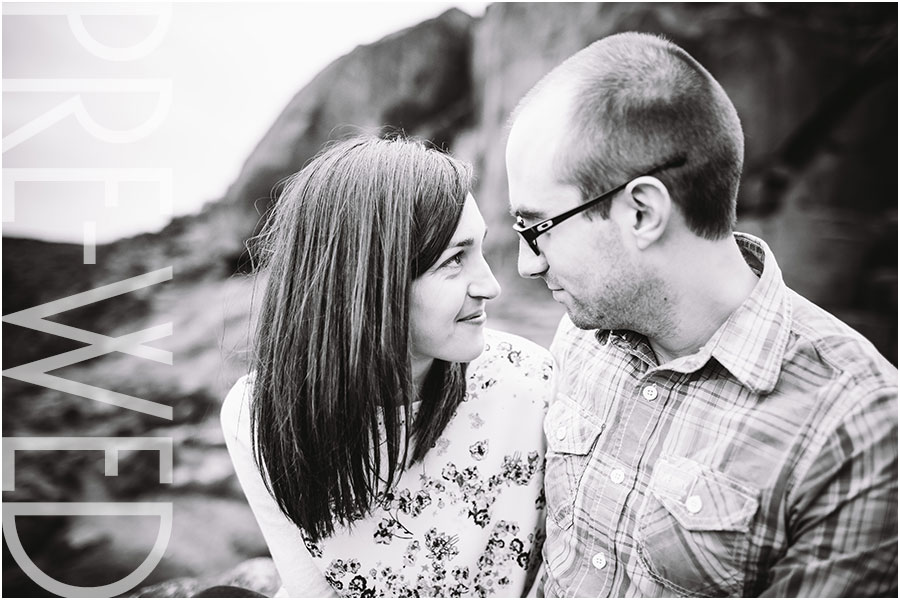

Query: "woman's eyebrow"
<box><xmin>446</xmin><ymin>227</ymin><xmax>488</xmax><ymax>250</ymax></box>
<box><xmin>447</xmin><ymin>237</ymin><xmax>474</xmax><ymax>250</ymax></box>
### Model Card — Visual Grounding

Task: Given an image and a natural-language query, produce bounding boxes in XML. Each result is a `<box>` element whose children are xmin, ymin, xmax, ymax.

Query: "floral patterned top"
<box><xmin>222</xmin><ymin>329</ymin><xmax>555</xmax><ymax>598</ymax></box>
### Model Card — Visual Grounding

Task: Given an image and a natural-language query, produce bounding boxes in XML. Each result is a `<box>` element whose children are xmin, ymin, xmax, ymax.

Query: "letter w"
<box><xmin>2</xmin><ymin>268</ymin><xmax>173</xmax><ymax>419</ymax></box>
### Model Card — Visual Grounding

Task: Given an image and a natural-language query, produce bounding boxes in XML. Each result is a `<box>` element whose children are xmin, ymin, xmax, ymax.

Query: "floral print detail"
<box><xmin>375</xmin><ymin>490</ymin><xmax>394</xmax><ymax>511</ymax></box>
<box><xmin>373</xmin><ymin>513</ymin><xmax>415</xmax><ymax>545</ymax></box>
<box><xmin>347</xmin><ymin>575</ymin><xmax>374</xmax><ymax>597</ymax></box>
<box><xmin>301</xmin><ymin>529</ymin><xmax>323</xmax><ymax>558</ymax></box>
<box><xmin>307</xmin><ymin>330</ymin><xmax>552</xmax><ymax>598</ymax></box>
<box><xmin>326</xmin><ymin>520</ymin><xmax>533</xmax><ymax>598</ymax></box>
<box><xmin>368</xmin><ymin>566</ymin><xmax>413</xmax><ymax>597</ymax></box>
<box><xmin>434</xmin><ymin>437</ymin><xmax>450</xmax><ymax>456</ymax></box>
<box><xmin>425</xmin><ymin>528</ymin><xmax>460</xmax><ymax>562</ymax></box>
<box><xmin>442</xmin><ymin>462</ymin><xmax>460</xmax><ymax>482</ymax></box>
<box><xmin>541</xmin><ymin>361</ymin><xmax>553</xmax><ymax>381</ymax></box>
<box><xmin>403</xmin><ymin>540</ymin><xmax>420</xmax><ymax>566</ymax></box>
<box><xmin>469</xmin><ymin>439</ymin><xmax>489</xmax><ymax>460</ymax></box>
<box><xmin>467</xmin><ymin>366</ymin><xmax>497</xmax><ymax>396</ymax></box>
<box><xmin>373</xmin><ymin>518</ymin><xmax>397</xmax><ymax>545</ymax></box>
<box><xmin>468</xmin><ymin>520</ymin><xmax>535</xmax><ymax>596</ymax></box>
<box><xmin>396</xmin><ymin>488</ymin><xmax>432</xmax><ymax>517</ymax></box>
<box><xmin>373</xmin><ymin>452</ymin><xmax>542</xmax><ymax>545</ymax></box>
<box><xmin>502</xmin><ymin>451</ymin><xmax>541</xmax><ymax>485</ymax></box>
<box><xmin>325</xmin><ymin>558</ymin><xmax>363</xmax><ymax>590</ymax></box>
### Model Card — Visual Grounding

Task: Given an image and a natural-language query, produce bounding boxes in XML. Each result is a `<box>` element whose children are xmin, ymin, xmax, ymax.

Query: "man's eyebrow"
<box><xmin>508</xmin><ymin>204</ymin><xmax>545</xmax><ymax>221</ymax></box>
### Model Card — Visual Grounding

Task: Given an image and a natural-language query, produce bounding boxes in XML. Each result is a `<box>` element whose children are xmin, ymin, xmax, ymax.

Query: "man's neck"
<box><xmin>647</xmin><ymin>235</ymin><xmax>759</xmax><ymax>365</ymax></box>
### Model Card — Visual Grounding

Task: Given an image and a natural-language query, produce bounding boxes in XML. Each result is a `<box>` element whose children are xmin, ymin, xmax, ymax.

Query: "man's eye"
<box><xmin>515</xmin><ymin>216</ymin><xmax>527</xmax><ymax>228</ymax></box>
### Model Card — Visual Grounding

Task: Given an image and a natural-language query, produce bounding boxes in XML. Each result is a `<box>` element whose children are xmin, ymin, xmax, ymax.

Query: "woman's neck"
<box><xmin>411</xmin><ymin>356</ymin><xmax>434</xmax><ymax>398</ymax></box>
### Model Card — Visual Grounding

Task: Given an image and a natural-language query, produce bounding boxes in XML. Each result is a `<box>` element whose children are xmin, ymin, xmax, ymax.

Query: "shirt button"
<box><xmin>591</xmin><ymin>552</ymin><xmax>607</xmax><ymax>570</ymax></box>
<box><xmin>642</xmin><ymin>384</ymin><xmax>659</xmax><ymax>401</ymax></box>
<box><xmin>686</xmin><ymin>495</ymin><xmax>703</xmax><ymax>514</ymax></box>
<box><xmin>555</xmin><ymin>426</ymin><xmax>567</xmax><ymax>441</ymax></box>
<box><xmin>610</xmin><ymin>468</ymin><xmax>625</xmax><ymax>484</ymax></box>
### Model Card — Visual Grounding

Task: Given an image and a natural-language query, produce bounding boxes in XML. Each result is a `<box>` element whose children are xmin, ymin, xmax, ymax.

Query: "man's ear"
<box><xmin>622</xmin><ymin>176</ymin><xmax>671</xmax><ymax>250</ymax></box>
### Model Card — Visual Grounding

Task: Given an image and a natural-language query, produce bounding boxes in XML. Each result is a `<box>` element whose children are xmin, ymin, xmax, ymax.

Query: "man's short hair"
<box><xmin>517</xmin><ymin>32</ymin><xmax>744</xmax><ymax>239</ymax></box>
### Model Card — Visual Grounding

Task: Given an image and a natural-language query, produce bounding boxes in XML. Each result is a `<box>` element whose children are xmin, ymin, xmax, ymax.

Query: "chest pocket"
<box><xmin>635</xmin><ymin>455</ymin><xmax>759</xmax><ymax>597</ymax></box>
<box><xmin>542</xmin><ymin>396</ymin><xmax>604</xmax><ymax>530</ymax></box>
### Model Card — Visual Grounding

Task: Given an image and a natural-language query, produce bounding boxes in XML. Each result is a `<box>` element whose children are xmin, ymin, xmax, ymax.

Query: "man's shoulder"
<box><xmin>786</xmin><ymin>290</ymin><xmax>896</xmax><ymax>391</ymax></box>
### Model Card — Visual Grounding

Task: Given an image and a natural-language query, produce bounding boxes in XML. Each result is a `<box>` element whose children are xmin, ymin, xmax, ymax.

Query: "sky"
<box><xmin>1</xmin><ymin>1</ymin><xmax>489</xmax><ymax>244</ymax></box>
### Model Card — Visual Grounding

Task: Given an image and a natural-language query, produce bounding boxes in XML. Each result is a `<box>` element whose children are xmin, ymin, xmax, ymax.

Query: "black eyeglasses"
<box><xmin>512</xmin><ymin>156</ymin><xmax>686</xmax><ymax>255</ymax></box>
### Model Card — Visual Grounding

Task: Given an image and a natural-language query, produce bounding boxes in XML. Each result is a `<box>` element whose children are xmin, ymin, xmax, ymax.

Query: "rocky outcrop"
<box><xmin>220</xmin><ymin>7</ymin><xmax>476</xmax><ymax>254</ymax></box>
<box><xmin>131</xmin><ymin>557</ymin><xmax>280</xmax><ymax>598</ymax></box>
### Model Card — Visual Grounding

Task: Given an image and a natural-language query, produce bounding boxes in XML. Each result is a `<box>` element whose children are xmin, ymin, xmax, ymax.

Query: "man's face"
<box><xmin>505</xmin><ymin>92</ymin><xmax>647</xmax><ymax>331</ymax></box>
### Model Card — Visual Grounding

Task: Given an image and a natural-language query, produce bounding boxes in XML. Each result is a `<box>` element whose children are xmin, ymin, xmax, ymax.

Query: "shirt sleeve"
<box><xmin>220</xmin><ymin>377</ymin><xmax>337</xmax><ymax>598</ymax></box>
<box><xmin>760</xmin><ymin>385</ymin><xmax>898</xmax><ymax>597</ymax></box>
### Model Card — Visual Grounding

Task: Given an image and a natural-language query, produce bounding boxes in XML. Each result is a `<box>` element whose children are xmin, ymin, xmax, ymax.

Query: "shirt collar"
<box><xmin>702</xmin><ymin>232</ymin><xmax>793</xmax><ymax>394</ymax></box>
<box><xmin>593</xmin><ymin>232</ymin><xmax>792</xmax><ymax>394</ymax></box>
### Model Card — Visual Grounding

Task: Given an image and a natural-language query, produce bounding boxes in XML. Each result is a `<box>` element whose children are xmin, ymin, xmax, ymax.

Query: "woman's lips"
<box><xmin>457</xmin><ymin>311</ymin><xmax>486</xmax><ymax>324</ymax></box>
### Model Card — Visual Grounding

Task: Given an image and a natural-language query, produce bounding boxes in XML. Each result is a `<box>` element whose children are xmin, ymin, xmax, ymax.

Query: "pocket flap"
<box><xmin>651</xmin><ymin>456</ymin><xmax>759</xmax><ymax>533</ymax></box>
<box><xmin>544</xmin><ymin>396</ymin><xmax>604</xmax><ymax>455</ymax></box>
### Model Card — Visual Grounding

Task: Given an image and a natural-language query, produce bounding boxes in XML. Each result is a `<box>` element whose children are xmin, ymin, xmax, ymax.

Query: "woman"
<box><xmin>221</xmin><ymin>136</ymin><xmax>554</xmax><ymax>597</ymax></box>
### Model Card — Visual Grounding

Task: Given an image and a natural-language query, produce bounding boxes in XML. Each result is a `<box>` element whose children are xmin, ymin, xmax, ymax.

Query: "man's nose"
<box><xmin>517</xmin><ymin>239</ymin><xmax>549</xmax><ymax>279</ymax></box>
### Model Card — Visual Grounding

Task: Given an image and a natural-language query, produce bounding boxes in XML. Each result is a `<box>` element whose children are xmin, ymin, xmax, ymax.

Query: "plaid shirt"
<box><xmin>542</xmin><ymin>232</ymin><xmax>898</xmax><ymax>597</ymax></box>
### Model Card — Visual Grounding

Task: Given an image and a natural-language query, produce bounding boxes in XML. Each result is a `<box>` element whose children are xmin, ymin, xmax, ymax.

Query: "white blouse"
<box><xmin>222</xmin><ymin>329</ymin><xmax>555</xmax><ymax>597</ymax></box>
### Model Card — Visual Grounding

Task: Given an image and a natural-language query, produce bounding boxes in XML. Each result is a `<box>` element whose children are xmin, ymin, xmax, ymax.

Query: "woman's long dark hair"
<box><xmin>250</xmin><ymin>136</ymin><xmax>473</xmax><ymax>543</ymax></box>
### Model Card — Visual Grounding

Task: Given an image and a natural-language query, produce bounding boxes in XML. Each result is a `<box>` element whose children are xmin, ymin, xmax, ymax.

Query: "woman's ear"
<box><xmin>623</xmin><ymin>176</ymin><xmax>671</xmax><ymax>250</ymax></box>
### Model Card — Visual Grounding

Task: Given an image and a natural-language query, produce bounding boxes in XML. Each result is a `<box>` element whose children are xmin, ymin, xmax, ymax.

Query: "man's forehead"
<box><xmin>506</xmin><ymin>130</ymin><xmax>573</xmax><ymax>219</ymax></box>
<box><xmin>506</xmin><ymin>86</ymin><xmax>576</xmax><ymax>214</ymax></box>
<box><xmin>507</xmin><ymin>83</ymin><xmax>575</xmax><ymax>147</ymax></box>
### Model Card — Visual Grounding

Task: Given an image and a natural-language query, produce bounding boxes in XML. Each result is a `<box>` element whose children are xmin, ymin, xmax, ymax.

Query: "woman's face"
<box><xmin>410</xmin><ymin>194</ymin><xmax>501</xmax><ymax>373</ymax></box>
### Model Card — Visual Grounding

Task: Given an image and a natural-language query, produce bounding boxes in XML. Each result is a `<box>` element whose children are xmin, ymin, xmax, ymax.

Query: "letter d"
<box><xmin>3</xmin><ymin>502</ymin><xmax>172</xmax><ymax>597</ymax></box>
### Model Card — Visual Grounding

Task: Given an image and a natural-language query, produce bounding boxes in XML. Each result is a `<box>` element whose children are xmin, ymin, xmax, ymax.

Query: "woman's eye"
<box><xmin>441</xmin><ymin>252</ymin><xmax>464</xmax><ymax>269</ymax></box>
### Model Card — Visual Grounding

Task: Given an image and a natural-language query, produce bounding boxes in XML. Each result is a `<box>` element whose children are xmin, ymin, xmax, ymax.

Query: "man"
<box><xmin>506</xmin><ymin>32</ymin><xmax>897</xmax><ymax>597</ymax></box>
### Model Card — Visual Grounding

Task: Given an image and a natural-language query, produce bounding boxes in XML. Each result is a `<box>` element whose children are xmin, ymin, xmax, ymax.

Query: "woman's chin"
<box><xmin>443</xmin><ymin>331</ymin><xmax>487</xmax><ymax>364</ymax></box>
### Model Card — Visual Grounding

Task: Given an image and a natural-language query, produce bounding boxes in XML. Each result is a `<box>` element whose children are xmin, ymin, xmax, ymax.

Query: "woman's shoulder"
<box><xmin>470</xmin><ymin>328</ymin><xmax>554</xmax><ymax>384</ymax></box>
<box><xmin>482</xmin><ymin>327</ymin><xmax>553</xmax><ymax>360</ymax></box>
<box><xmin>220</xmin><ymin>372</ymin><xmax>255</xmax><ymax>441</ymax></box>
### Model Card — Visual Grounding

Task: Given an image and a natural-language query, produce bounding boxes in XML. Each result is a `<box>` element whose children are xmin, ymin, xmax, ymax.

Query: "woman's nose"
<box><xmin>469</xmin><ymin>253</ymin><xmax>501</xmax><ymax>300</ymax></box>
